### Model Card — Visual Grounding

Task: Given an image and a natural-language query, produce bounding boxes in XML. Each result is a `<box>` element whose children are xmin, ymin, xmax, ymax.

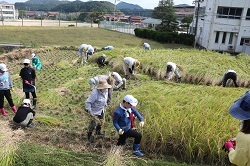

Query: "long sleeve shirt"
<box><xmin>221</xmin><ymin>70</ymin><xmax>236</xmax><ymax>82</ymax></box>
<box><xmin>78</xmin><ymin>44</ymin><xmax>88</xmax><ymax>56</ymax></box>
<box><xmin>123</xmin><ymin>57</ymin><xmax>135</xmax><ymax>69</ymax></box>
<box><xmin>143</xmin><ymin>43</ymin><xmax>151</xmax><ymax>49</ymax></box>
<box><xmin>0</xmin><ymin>71</ymin><xmax>13</xmax><ymax>90</ymax></box>
<box><xmin>228</xmin><ymin>132</ymin><xmax>250</xmax><ymax>166</ymax></box>
<box><xmin>112</xmin><ymin>72</ymin><xmax>123</xmax><ymax>88</ymax></box>
<box><xmin>86</xmin><ymin>45</ymin><xmax>94</xmax><ymax>54</ymax></box>
<box><xmin>85</xmin><ymin>89</ymin><xmax>108</xmax><ymax>116</ymax></box>
<box><xmin>113</xmin><ymin>104</ymin><xmax>144</xmax><ymax>133</ymax></box>
<box><xmin>165</xmin><ymin>62</ymin><xmax>180</xmax><ymax>80</ymax></box>
<box><xmin>32</xmin><ymin>57</ymin><xmax>42</xmax><ymax>70</ymax></box>
<box><xmin>13</xmin><ymin>105</ymin><xmax>35</xmax><ymax>123</ymax></box>
<box><xmin>19</xmin><ymin>67</ymin><xmax>36</xmax><ymax>89</ymax></box>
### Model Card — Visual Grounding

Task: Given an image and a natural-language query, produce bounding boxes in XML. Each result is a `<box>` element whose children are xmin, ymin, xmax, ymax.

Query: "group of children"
<box><xmin>79</xmin><ymin>43</ymin><xmax>146</xmax><ymax>157</ymax></box>
<box><xmin>0</xmin><ymin>53</ymin><xmax>42</xmax><ymax>128</ymax></box>
<box><xmin>82</xmin><ymin>41</ymin><xmax>243</xmax><ymax>158</ymax></box>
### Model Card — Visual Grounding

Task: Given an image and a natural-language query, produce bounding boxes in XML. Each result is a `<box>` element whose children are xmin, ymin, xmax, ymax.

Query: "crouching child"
<box><xmin>13</xmin><ymin>99</ymin><xmax>35</xmax><ymax>128</ymax></box>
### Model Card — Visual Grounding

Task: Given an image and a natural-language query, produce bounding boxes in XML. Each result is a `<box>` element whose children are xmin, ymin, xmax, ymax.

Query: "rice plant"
<box><xmin>0</xmin><ymin>120</ymin><xmax>25</xmax><ymax>166</ymax></box>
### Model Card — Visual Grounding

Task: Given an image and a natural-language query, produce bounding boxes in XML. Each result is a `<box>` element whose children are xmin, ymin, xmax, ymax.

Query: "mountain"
<box><xmin>174</xmin><ymin>4</ymin><xmax>191</xmax><ymax>7</ymax></box>
<box><xmin>15</xmin><ymin>0</ymin><xmax>116</xmax><ymax>13</ymax></box>
<box><xmin>117</xmin><ymin>1</ymin><xmax>143</xmax><ymax>10</ymax></box>
<box><xmin>15</xmin><ymin>0</ymin><xmax>69</xmax><ymax>11</ymax></box>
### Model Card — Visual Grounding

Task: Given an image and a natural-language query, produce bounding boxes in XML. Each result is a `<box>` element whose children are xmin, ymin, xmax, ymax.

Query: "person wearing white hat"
<box><xmin>19</xmin><ymin>59</ymin><xmax>37</xmax><ymax>109</ymax></box>
<box><xmin>13</xmin><ymin>99</ymin><xmax>35</xmax><ymax>128</ymax></box>
<box><xmin>142</xmin><ymin>42</ymin><xmax>151</xmax><ymax>50</ymax></box>
<box><xmin>78</xmin><ymin>44</ymin><xmax>95</xmax><ymax>64</ymax></box>
<box><xmin>223</xmin><ymin>90</ymin><xmax>250</xmax><ymax>165</ymax></box>
<box><xmin>85</xmin><ymin>79</ymin><xmax>112</xmax><ymax>142</ymax></box>
<box><xmin>0</xmin><ymin>63</ymin><xmax>17</xmax><ymax>116</ymax></box>
<box><xmin>113</xmin><ymin>95</ymin><xmax>145</xmax><ymax>157</ymax></box>
<box><xmin>122</xmin><ymin>57</ymin><xmax>140</xmax><ymax>78</ymax></box>
<box><xmin>78</xmin><ymin>43</ymin><xmax>88</xmax><ymax>64</ymax></box>
<box><xmin>31</xmin><ymin>53</ymin><xmax>42</xmax><ymax>71</ymax></box>
<box><xmin>97</xmin><ymin>54</ymin><xmax>109</xmax><ymax>68</ymax></box>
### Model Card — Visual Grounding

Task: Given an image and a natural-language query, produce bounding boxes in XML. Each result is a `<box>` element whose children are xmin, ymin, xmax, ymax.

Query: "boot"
<box><xmin>87</xmin><ymin>132</ymin><xmax>93</xmax><ymax>142</ymax></box>
<box><xmin>11</xmin><ymin>106</ymin><xmax>17</xmax><ymax>113</ymax></box>
<box><xmin>32</xmin><ymin>98</ymin><xmax>37</xmax><ymax>109</ymax></box>
<box><xmin>27</xmin><ymin>119</ymin><xmax>35</xmax><ymax>128</ymax></box>
<box><xmin>133</xmin><ymin>144</ymin><xmax>144</xmax><ymax>157</ymax></box>
<box><xmin>0</xmin><ymin>108</ymin><xmax>8</xmax><ymax>116</ymax></box>
<box><xmin>178</xmin><ymin>77</ymin><xmax>182</xmax><ymax>83</ymax></box>
<box><xmin>95</xmin><ymin>125</ymin><xmax>104</xmax><ymax>135</ymax></box>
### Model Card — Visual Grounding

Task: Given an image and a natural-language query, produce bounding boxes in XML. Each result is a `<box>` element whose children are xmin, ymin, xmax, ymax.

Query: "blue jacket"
<box><xmin>113</xmin><ymin>104</ymin><xmax>144</xmax><ymax>133</ymax></box>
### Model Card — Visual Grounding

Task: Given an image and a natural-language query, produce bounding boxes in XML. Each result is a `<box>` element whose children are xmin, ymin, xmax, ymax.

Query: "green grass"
<box><xmin>0</xmin><ymin>26</ymin><xmax>191</xmax><ymax>49</ymax></box>
<box><xmin>0</xmin><ymin>27</ymin><xmax>249</xmax><ymax>165</ymax></box>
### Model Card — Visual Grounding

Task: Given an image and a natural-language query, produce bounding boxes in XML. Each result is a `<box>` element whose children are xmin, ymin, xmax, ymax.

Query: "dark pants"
<box><xmin>223</xmin><ymin>72</ymin><xmax>238</xmax><ymax>87</ymax></box>
<box><xmin>117</xmin><ymin>129</ymin><xmax>142</xmax><ymax>145</ymax></box>
<box><xmin>88</xmin><ymin>112</ymin><xmax>104</xmax><ymax>133</ymax></box>
<box><xmin>25</xmin><ymin>92</ymin><xmax>37</xmax><ymax>99</ymax></box>
<box><xmin>0</xmin><ymin>89</ymin><xmax>14</xmax><ymax>108</ymax></box>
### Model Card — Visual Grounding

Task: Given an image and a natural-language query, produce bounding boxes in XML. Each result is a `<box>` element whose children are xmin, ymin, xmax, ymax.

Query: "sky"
<box><xmin>4</xmin><ymin>0</ymin><xmax>194</xmax><ymax>9</ymax></box>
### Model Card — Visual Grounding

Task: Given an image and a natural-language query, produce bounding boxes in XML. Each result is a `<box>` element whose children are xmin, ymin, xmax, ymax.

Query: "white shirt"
<box><xmin>167</xmin><ymin>62</ymin><xmax>177</xmax><ymax>71</ymax></box>
<box><xmin>86</xmin><ymin>45</ymin><xmax>94</xmax><ymax>53</ymax></box>
<box><xmin>143</xmin><ymin>43</ymin><xmax>150</xmax><ymax>48</ymax></box>
<box><xmin>123</xmin><ymin>57</ymin><xmax>135</xmax><ymax>68</ymax></box>
<box><xmin>226</xmin><ymin>70</ymin><xmax>236</xmax><ymax>74</ymax></box>
<box><xmin>78</xmin><ymin>44</ymin><xmax>87</xmax><ymax>56</ymax></box>
<box><xmin>112</xmin><ymin>72</ymin><xmax>122</xmax><ymax>83</ymax></box>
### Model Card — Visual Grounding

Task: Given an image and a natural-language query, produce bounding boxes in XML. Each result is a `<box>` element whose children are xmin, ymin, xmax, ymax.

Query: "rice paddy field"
<box><xmin>0</xmin><ymin>26</ymin><xmax>250</xmax><ymax>166</ymax></box>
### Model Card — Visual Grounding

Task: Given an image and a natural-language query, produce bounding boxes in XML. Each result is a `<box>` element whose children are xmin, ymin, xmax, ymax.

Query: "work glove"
<box><xmin>139</xmin><ymin>121</ymin><xmax>144</xmax><ymax>127</ymax></box>
<box><xmin>223</xmin><ymin>141</ymin><xmax>234</xmax><ymax>152</ymax></box>
<box><xmin>24</xmin><ymin>80</ymin><xmax>29</xmax><ymax>84</ymax></box>
<box><xmin>10</xmin><ymin>88</ymin><xmax>14</xmax><ymax>92</ymax></box>
<box><xmin>118</xmin><ymin>129</ymin><xmax>124</xmax><ymax>135</ymax></box>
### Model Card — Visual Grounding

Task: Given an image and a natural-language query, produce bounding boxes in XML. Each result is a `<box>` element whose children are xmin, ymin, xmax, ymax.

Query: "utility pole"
<box><xmin>194</xmin><ymin>0</ymin><xmax>200</xmax><ymax>48</ymax></box>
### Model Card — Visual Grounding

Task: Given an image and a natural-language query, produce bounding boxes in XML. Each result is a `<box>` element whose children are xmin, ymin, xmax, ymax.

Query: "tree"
<box><xmin>152</xmin><ymin>0</ymin><xmax>178</xmax><ymax>32</ymax></box>
<box><xmin>18</xmin><ymin>10</ymin><xmax>26</xmax><ymax>19</ymax></box>
<box><xmin>180</xmin><ymin>15</ymin><xmax>193</xmax><ymax>34</ymax></box>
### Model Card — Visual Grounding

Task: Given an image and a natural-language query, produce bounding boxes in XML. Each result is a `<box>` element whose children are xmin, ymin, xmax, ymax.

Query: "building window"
<box><xmin>217</xmin><ymin>6</ymin><xmax>242</xmax><ymax>19</ymax></box>
<box><xmin>247</xmin><ymin>9</ymin><xmax>250</xmax><ymax>20</ymax></box>
<box><xmin>215</xmin><ymin>31</ymin><xmax>220</xmax><ymax>43</ymax></box>
<box><xmin>222</xmin><ymin>32</ymin><xmax>227</xmax><ymax>44</ymax></box>
<box><xmin>240</xmin><ymin>38</ymin><xmax>250</xmax><ymax>45</ymax></box>
<box><xmin>228</xmin><ymin>33</ymin><xmax>233</xmax><ymax>44</ymax></box>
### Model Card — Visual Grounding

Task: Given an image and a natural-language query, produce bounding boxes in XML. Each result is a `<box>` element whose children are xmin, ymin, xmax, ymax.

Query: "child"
<box><xmin>0</xmin><ymin>63</ymin><xmax>17</xmax><ymax>116</ymax></box>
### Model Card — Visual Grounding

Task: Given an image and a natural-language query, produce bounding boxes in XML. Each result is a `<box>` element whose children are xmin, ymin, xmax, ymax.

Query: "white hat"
<box><xmin>31</xmin><ymin>53</ymin><xmax>36</xmax><ymax>58</ymax></box>
<box><xmin>0</xmin><ymin>64</ymin><xmax>8</xmax><ymax>71</ymax></box>
<box><xmin>124</xmin><ymin>95</ymin><xmax>138</xmax><ymax>107</ymax></box>
<box><xmin>23</xmin><ymin>99</ymin><xmax>31</xmax><ymax>105</ymax></box>
<box><xmin>23</xmin><ymin>59</ymin><xmax>30</xmax><ymax>64</ymax></box>
<box><xmin>102</xmin><ymin>54</ymin><xmax>106</xmax><ymax>58</ymax></box>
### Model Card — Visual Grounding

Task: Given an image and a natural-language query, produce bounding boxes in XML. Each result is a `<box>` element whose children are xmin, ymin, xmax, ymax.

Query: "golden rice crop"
<box><xmin>0</xmin><ymin>120</ymin><xmax>25</xmax><ymax>166</ymax></box>
<box><xmin>122</xmin><ymin>82</ymin><xmax>246</xmax><ymax>165</ymax></box>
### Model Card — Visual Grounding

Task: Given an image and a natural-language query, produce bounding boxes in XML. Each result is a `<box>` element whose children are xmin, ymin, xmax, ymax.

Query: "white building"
<box><xmin>191</xmin><ymin>0</ymin><xmax>250</xmax><ymax>54</ymax></box>
<box><xmin>0</xmin><ymin>3</ymin><xmax>18</xmax><ymax>21</ymax></box>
